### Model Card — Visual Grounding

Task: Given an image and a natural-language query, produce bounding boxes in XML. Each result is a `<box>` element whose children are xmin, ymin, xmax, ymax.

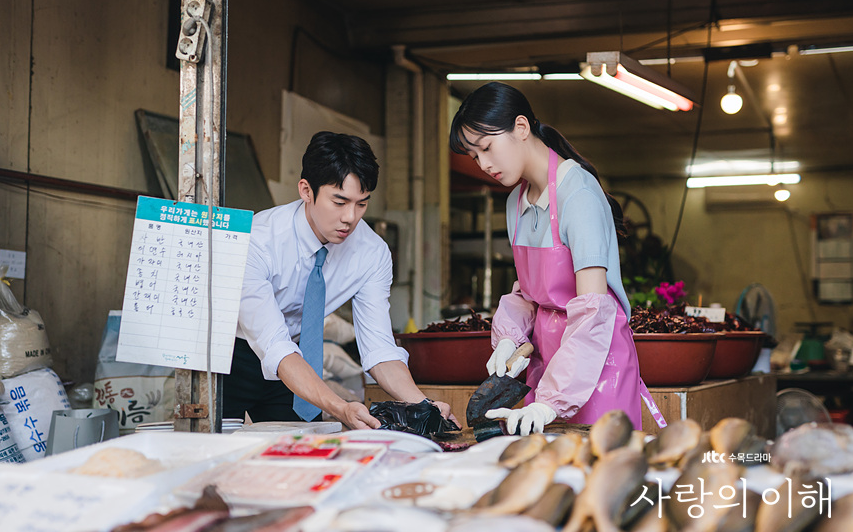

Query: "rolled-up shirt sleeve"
<box><xmin>238</xmin><ymin>235</ymin><xmax>301</xmax><ymax>381</ymax></box>
<box><xmin>352</xmin><ymin>245</ymin><xmax>408</xmax><ymax>371</ymax></box>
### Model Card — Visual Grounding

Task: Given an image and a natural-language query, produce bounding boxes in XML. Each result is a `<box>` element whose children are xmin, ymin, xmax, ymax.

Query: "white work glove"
<box><xmin>485</xmin><ymin>402</ymin><xmax>557</xmax><ymax>436</ymax></box>
<box><xmin>486</xmin><ymin>339</ymin><xmax>529</xmax><ymax>378</ymax></box>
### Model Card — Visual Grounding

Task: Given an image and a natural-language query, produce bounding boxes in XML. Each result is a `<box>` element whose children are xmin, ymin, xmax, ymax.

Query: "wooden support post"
<box><xmin>174</xmin><ymin>0</ymin><xmax>227</xmax><ymax>433</ymax></box>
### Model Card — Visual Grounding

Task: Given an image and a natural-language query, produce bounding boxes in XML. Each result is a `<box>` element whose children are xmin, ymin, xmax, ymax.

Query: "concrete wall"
<box><xmin>0</xmin><ymin>0</ymin><xmax>389</xmax><ymax>385</ymax></box>
<box><xmin>613</xmin><ymin>173</ymin><xmax>853</xmax><ymax>337</ymax></box>
<box><xmin>384</xmin><ymin>66</ymin><xmax>449</xmax><ymax>329</ymax></box>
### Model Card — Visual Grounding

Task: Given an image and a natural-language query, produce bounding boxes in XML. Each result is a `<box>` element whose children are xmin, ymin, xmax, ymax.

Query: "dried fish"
<box><xmin>571</xmin><ymin>437</ymin><xmax>595</xmax><ymax>475</ymax></box>
<box><xmin>716</xmin><ymin>489</ymin><xmax>762</xmax><ymax>532</ymax></box>
<box><xmin>710</xmin><ymin>418</ymin><xmax>756</xmax><ymax>456</ymax></box>
<box><xmin>204</xmin><ymin>506</ymin><xmax>313</xmax><ymax>532</ymax></box>
<box><xmin>629</xmin><ymin>303</ymin><xmax>754</xmax><ymax>334</ymax></box>
<box><xmin>112</xmin><ymin>485</ymin><xmax>229</xmax><ymax>532</ymax></box>
<box><xmin>666</xmin><ymin>460</ymin><xmax>745</xmax><ymax>532</ymax></box>
<box><xmin>479</xmin><ymin>448</ymin><xmax>561</xmax><ymax>515</ymax></box>
<box><xmin>626</xmin><ymin>503</ymin><xmax>670</xmax><ymax>532</ymax></box>
<box><xmin>589</xmin><ymin>410</ymin><xmax>633</xmax><ymax>458</ymax></box>
<box><xmin>618</xmin><ymin>481</ymin><xmax>659</xmax><ymax>529</ymax></box>
<box><xmin>812</xmin><ymin>492</ymin><xmax>853</xmax><ymax>532</ymax></box>
<box><xmin>563</xmin><ymin>447</ymin><xmax>648</xmax><ymax>532</ymax></box>
<box><xmin>499</xmin><ymin>433</ymin><xmax>548</xmax><ymax>468</ymax></box>
<box><xmin>754</xmin><ymin>466</ymin><xmax>821</xmax><ymax>532</ymax></box>
<box><xmin>521</xmin><ymin>482</ymin><xmax>576</xmax><ymax>527</ymax></box>
<box><xmin>628</xmin><ymin>431</ymin><xmax>648</xmax><ymax>453</ymax></box>
<box><xmin>544</xmin><ymin>433</ymin><xmax>584</xmax><ymax>466</ymax></box>
<box><xmin>420</xmin><ymin>309</ymin><xmax>492</xmax><ymax>332</ymax></box>
<box><xmin>647</xmin><ymin>419</ymin><xmax>702</xmax><ymax>469</ymax></box>
<box><xmin>771</xmin><ymin>422</ymin><xmax>853</xmax><ymax>477</ymax></box>
<box><xmin>677</xmin><ymin>431</ymin><xmax>713</xmax><ymax>471</ymax></box>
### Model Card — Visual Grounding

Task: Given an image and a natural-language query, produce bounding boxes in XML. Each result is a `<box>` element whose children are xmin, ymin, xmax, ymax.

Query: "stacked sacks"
<box><xmin>0</xmin><ymin>270</ymin><xmax>53</xmax><ymax>381</ymax></box>
<box><xmin>0</xmin><ymin>380</ymin><xmax>25</xmax><ymax>463</ymax></box>
<box><xmin>0</xmin><ymin>272</ymin><xmax>67</xmax><ymax>462</ymax></box>
<box><xmin>1</xmin><ymin>367</ymin><xmax>71</xmax><ymax>461</ymax></box>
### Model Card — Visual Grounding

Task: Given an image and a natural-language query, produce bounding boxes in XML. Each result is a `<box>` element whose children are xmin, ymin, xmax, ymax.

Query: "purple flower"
<box><xmin>655</xmin><ymin>281</ymin><xmax>687</xmax><ymax>305</ymax></box>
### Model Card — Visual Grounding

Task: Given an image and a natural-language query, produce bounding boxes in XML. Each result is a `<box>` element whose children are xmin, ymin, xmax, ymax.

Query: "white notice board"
<box><xmin>116</xmin><ymin>196</ymin><xmax>253</xmax><ymax>373</ymax></box>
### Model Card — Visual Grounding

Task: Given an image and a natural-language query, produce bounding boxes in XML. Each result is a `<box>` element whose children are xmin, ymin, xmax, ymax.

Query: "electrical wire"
<box><xmin>624</xmin><ymin>21</ymin><xmax>709</xmax><ymax>56</ymax></box>
<box><xmin>24</xmin><ymin>0</ymin><xmax>35</xmax><ymax>305</ymax></box>
<box><xmin>785</xmin><ymin>209</ymin><xmax>817</xmax><ymax>321</ymax></box>
<box><xmin>661</xmin><ymin>1</ymin><xmax>716</xmax><ymax>274</ymax></box>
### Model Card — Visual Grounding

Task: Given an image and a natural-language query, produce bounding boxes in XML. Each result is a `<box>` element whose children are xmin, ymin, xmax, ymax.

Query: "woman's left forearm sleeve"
<box><xmin>535</xmin><ymin>293</ymin><xmax>618</xmax><ymax>418</ymax></box>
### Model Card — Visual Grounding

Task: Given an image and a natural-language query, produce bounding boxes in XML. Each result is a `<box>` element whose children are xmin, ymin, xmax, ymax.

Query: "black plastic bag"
<box><xmin>369</xmin><ymin>399</ymin><xmax>460</xmax><ymax>435</ymax></box>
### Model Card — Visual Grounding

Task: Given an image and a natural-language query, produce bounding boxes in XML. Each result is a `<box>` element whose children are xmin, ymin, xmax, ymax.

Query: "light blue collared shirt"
<box><xmin>506</xmin><ymin>159</ymin><xmax>631</xmax><ymax>316</ymax></box>
<box><xmin>237</xmin><ymin>200</ymin><xmax>407</xmax><ymax>380</ymax></box>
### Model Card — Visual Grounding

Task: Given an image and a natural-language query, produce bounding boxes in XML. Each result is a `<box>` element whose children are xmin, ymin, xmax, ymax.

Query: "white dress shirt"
<box><xmin>237</xmin><ymin>200</ymin><xmax>408</xmax><ymax>380</ymax></box>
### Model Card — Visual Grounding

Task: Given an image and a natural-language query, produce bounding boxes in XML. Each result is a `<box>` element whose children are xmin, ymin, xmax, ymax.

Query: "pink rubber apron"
<box><xmin>513</xmin><ymin>149</ymin><xmax>666</xmax><ymax>430</ymax></box>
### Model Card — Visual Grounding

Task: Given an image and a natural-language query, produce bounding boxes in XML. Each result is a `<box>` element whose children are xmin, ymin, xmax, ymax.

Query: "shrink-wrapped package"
<box><xmin>0</xmin><ymin>274</ymin><xmax>52</xmax><ymax>378</ymax></box>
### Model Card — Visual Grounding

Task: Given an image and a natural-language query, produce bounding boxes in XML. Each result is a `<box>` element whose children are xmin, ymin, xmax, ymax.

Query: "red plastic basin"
<box><xmin>707</xmin><ymin>331</ymin><xmax>764</xmax><ymax>379</ymax></box>
<box><xmin>633</xmin><ymin>333</ymin><xmax>720</xmax><ymax>387</ymax></box>
<box><xmin>395</xmin><ymin>331</ymin><xmax>492</xmax><ymax>384</ymax></box>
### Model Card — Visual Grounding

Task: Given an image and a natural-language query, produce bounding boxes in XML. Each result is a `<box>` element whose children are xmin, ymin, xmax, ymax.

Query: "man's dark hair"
<box><xmin>301</xmin><ymin>131</ymin><xmax>379</xmax><ymax>198</ymax></box>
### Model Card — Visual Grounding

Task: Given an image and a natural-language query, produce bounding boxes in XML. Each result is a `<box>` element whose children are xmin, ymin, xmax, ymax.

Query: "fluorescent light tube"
<box><xmin>446</xmin><ymin>73</ymin><xmax>542</xmax><ymax>81</ymax></box>
<box><xmin>581</xmin><ymin>65</ymin><xmax>674</xmax><ymax>110</ymax></box>
<box><xmin>542</xmin><ymin>73</ymin><xmax>583</xmax><ymax>80</ymax></box>
<box><xmin>799</xmin><ymin>45</ymin><xmax>853</xmax><ymax>55</ymax></box>
<box><xmin>686</xmin><ymin>174</ymin><xmax>801</xmax><ymax>188</ymax></box>
<box><xmin>687</xmin><ymin>160</ymin><xmax>800</xmax><ymax>176</ymax></box>
<box><xmin>582</xmin><ymin>51</ymin><xmax>696</xmax><ymax>111</ymax></box>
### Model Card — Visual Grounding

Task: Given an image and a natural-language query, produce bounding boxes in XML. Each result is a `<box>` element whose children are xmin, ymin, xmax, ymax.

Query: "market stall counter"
<box><xmin>641</xmin><ymin>374</ymin><xmax>777</xmax><ymax>438</ymax></box>
<box><xmin>7</xmin><ymin>406</ymin><xmax>853</xmax><ymax>531</ymax></box>
<box><xmin>368</xmin><ymin>374</ymin><xmax>778</xmax><ymax>438</ymax></box>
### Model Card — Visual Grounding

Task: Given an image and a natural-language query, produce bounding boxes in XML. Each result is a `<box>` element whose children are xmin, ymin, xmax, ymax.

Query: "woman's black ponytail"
<box><xmin>534</xmin><ymin>121</ymin><xmax>627</xmax><ymax>238</ymax></box>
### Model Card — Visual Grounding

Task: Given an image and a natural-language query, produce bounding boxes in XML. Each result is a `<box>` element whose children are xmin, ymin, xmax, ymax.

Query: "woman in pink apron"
<box><xmin>450</xmin><ymin>82</ymin><xmax>666</xmax><ymax>435</ymax></box>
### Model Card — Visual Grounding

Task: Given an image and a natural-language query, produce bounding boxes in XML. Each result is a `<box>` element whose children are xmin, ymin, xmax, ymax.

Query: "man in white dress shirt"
<box><xmin>225</xmin><ymin>131</ymin><xmax>455</xmax><ymax>429</ymax></box>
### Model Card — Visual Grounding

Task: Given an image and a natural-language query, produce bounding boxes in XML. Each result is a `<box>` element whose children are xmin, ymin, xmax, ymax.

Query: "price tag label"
<box><xmin>0</xmin><ymin>249</ymin><xmax>26</xmax><ymax>279</ymax></box>
<box><xmin>116</xmin><ymin>196</ymin><xmax>253</xmax><ymax>373</ymax></box>
<box><xmin>684</xmin><ymin>306</ymin><xmax>726</xmax><ymax>323</ymax></box>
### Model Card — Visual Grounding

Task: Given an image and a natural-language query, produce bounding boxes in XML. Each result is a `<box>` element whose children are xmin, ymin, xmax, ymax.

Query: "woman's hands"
<box><xmin>485</xmin><ymin>402</ymin><xmax>556</xmax><ymax>436</ymax></box>
<box><xmin>486</xmin><ymin>338</ymin><xmax>530</xmax><ymax>378</ymax></box>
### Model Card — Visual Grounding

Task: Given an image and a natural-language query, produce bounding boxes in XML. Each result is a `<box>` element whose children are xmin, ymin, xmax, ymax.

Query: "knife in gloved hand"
<box><xmin>465</xmin><ymin>342</ymin><xmax>534</xmax><ymax>429</ymax></box>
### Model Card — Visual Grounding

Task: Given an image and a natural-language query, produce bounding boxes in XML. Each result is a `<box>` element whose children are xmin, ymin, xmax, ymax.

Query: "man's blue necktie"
<box><xmin>293</xmin><ymin>246</ymin><xmax>328</xmax><ymax>421</ymax></box>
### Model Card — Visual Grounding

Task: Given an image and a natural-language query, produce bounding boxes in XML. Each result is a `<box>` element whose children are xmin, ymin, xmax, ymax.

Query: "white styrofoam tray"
<box><xmin>1</xmin><ymin>468</ymin><xmax>160</xmax><ymax>532</ymax></box>
<box><xmin>17</xmin><ymin>431</ymin><xmax>273</xmax><ymax>489</ymax></box>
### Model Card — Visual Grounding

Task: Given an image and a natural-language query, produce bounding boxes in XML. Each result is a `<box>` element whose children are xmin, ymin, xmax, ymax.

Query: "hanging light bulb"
<box><xmin>721</xmin><ymin>85</ymin><xmax>743</xmax><ymax>114</ymax></box>
<box><xmin>720</xmin><ymin>61</ymin><xmax>743</xmax><ymax>115</ymax></box>
<box><xmin>774</xmin><ymin>187</ymin><xmax>791</xmax><ymax>202</ymax></box>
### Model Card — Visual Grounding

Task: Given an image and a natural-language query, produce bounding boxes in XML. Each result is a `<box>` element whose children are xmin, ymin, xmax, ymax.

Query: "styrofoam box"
<box><xmin>17</xmin><ymin>431</ymin><xmax>274</xmax><ymax>490</ymax></box>
<box><xmin>1</xmin><ymin>468</ymin><xmax>160</xmax><ymax>532</ymax></box>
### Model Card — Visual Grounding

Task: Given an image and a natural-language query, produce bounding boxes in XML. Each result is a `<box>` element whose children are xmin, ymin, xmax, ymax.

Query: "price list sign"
<box><xmin>117</xmin><ymin>196</ymin><xmax>253</xmax><ymax>373</ymax></box>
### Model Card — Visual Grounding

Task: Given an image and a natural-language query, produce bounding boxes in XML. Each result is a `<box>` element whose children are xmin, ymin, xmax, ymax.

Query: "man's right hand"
<box><xmin>336</xmin><ymin>401</ymin><xmax>381</xmax><ymax>430</ymax></box>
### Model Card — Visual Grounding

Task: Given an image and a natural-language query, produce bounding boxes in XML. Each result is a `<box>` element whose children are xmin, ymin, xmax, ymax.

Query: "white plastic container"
<box><xmin>18</xmin><ymin>431</ymin><xmax>273</xmax><ymax>489</ymax></box>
